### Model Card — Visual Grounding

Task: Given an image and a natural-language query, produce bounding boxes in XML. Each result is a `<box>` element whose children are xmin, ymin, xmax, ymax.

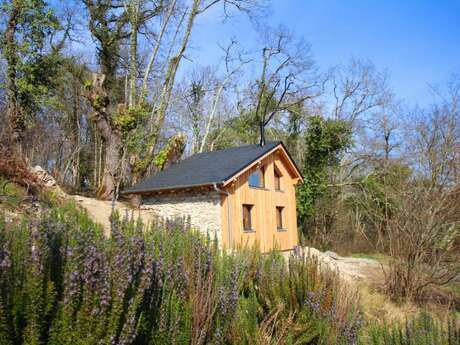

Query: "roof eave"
<box><xmin>121</xmin><ymin>181</ymin><xmax>224</xmax><ymax>195</ymax></box>
<box><xmin>279</xmin><ymin>141</ymin><xmax>304</xmax><ymax>183</ymax></box>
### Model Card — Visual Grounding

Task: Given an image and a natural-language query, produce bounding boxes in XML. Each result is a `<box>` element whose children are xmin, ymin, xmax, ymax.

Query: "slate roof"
<box><xmin>123</xmin><ymin>141</ymin><xmax>290</xmax><ymax>194</ymax></box>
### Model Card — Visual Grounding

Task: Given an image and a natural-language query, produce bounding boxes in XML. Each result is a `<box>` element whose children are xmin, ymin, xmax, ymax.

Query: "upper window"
<box><xmin>242</xmin><ymin>204</ymin><xmax>254</xmax><ymax>231</ymax></box>
<box><xmin>276</xmin><ymin>206</ymin><xmax>284</xmax><ymax>230</ymax></box>
<box><xmin>248</xmin><ymin>166</ymin><xmax>265</xmax><ymax>188</ymax></box>
<box><xmin>274</xmin><ymin>166</ymin><xmax>282</xmax><ymax>191</ymax></box>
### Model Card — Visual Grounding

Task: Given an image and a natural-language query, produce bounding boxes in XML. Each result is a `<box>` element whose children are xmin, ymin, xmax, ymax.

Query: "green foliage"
<box><xmin>210</xmin><ymin>111</ymin><xmax>260</xmax><ymax>149</ymax></box>
<box><xmin>113</xmin><ymin>105</ymin><xmax>150</xmax><ymax>134</ymax></box>
<box><xmin>296</xmin><ymin>115</ymin><xmax>352</xmax><ymax>232</ymax></box>
<box><xmin>83</xmin><ymin>79</ymin><xmax>92</xmax><ymax>91</ymax></box>
<box><xmin>153</xmin><ymin>147</ymin><xmax>169</xmax><ymax>170</ymax></box>
<box><xmin>302</xmin><ymin>116</ymin><xmax>352</xmax><ymax>168</ymax></box>
<box><xmin>1</xmin><ymin>0</ymin><xmax>62</xmax><ymax>116</ymax></box>
<box><xmin>0</xmin><ymin>177</ymin><xmax>28</xmax><ymax>208</ymax></box>
<box><xmin>360</xmin><ymin>312</ymin><xmax>459</xmax><ymax>345</ymax></box>
<box><xmin>341</xmin><ymin>162</ymin><xmax>414</xmax><ymax>251</ymax></box>
<box><xmin>151</xmin><ymin>134</ymin><xmax>186</xmax><ymax>171</ymax></box>
<box><xmin>355</xmin><ymin>162</ymin><xmax>411</xmax><ymax>204</ymax></box>
<box><xmin>113</xmin><ymin>104</ymin><xmax>160</xmax><ymax>177</ymax></box>
<box><xmin>208</xmin><ymin>85</ymin><xmax>283</xmax><ymax>150</ymax></box>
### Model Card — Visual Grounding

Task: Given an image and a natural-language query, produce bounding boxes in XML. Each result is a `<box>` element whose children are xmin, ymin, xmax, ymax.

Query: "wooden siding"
<box><xmin>220</xmin><ymin>148</ymin><xmax>299</xmax><ymax>252</ymax></box>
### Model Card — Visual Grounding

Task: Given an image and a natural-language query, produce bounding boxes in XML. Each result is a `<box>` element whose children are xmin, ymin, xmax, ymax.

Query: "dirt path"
<box><xmin>327</xmin><ymin>255</ymin><xmax>384</xmax><ymax>282</ymax></box>
<box><xmin>296</xmin><ymin>248</ymin><xmax>424</xmax><ymax>321</ymax></box>
<box><xmin>283</xmin><ymin>247</ymin><xmax>384</xmax><ymax>283</ymax></box>
<box><xmin>72</xmin><ymin>195</ymin><xmax>155</xmax><ymax>236</ymax></box>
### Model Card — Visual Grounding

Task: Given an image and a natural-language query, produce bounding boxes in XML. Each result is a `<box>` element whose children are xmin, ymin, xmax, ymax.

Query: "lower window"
<box><xmin>276</xmin><ymin>206</ymin><xmax>285</xmax><ymax>230</ymax></box>
<box><xmin>242</xmin><ymin>204</ymin><xmax>254</xmax><ymax>231</ymax></box>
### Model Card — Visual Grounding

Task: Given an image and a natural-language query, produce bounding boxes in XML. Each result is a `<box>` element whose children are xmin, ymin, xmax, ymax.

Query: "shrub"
<box><xmin>0</xmin><ymin>204</ymin><xmax>363</xmax><ymax>345</ymax></box>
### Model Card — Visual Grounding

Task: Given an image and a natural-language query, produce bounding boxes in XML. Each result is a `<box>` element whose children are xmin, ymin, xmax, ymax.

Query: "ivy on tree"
<box><xmin>296</xmin><ymin>115</ymin><xmax>352</xmax><ymax>233</ymax></box>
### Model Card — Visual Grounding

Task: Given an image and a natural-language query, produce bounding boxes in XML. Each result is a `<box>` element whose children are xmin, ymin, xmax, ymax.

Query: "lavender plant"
<box><xmin>6</xmin><ymin>203</ymin><xmax>451</xmax><ymax>345</ymax></box>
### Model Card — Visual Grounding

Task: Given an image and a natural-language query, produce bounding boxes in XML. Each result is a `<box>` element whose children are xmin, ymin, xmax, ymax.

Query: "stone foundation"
<box><xmin>140</xmin><ymin>190</ymin><xmax>222</xmax><ymax>243</ymax></box>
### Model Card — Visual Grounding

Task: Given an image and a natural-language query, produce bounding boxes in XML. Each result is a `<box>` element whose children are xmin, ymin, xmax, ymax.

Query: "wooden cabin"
<box><xmin>123</xmin><ymin>141</ymin><xmax>303</xmax><ymax>252</ymax></box>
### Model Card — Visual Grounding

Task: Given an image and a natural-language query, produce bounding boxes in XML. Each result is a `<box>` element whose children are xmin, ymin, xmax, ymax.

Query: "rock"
<box><xmin>4</xmin><ymin>210</ymin><xmax>17</xmax><ymax>223</ymax></box>
<box><xmin>30</xmin><ymin>166</ymin><xmax>56</xmax><ymax>187</ymax></box>
<box><xmin>303</xmin><ymin>247</ymin><xmax>322</xmax><ymax>257</ymax></box>
<box><xmin>324</xmin><ymin>251</ymin><xmax>340</xmax><ymax>260</ymax></box>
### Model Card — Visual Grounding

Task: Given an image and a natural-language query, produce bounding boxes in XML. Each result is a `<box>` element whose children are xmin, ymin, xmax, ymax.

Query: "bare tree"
<box><xmin>383</xmin><ymin>177</ymin><xmax>459</xmax><ymax>302</ymax></box>
<box><xmin>327</xmin><ymin>59</ymin><xmax>395</xmax><ymax>191</ymax></box>
<box><xmin>366</xmin><ymin>80</ymin><xmax>459</xmax><ymax>301</ymax></box>
<box><xmin>330</xmin><ymin>59</ymin><xmax>391</xmax><ymax>126</ymax></box>
<box><xmin>83</xmin><ymin>0</ymin><xmax>264</xmax><ymax>199</ymax></box>
<box><xmin>249</xmin><ymin>26</ymin><xmax>321</xmax><ymax>145</ymax></box>
<box><xmin>149</xmin><ymin>0</ymin><xmax>263</xmax><ymax>148</ymax></box>
<box><xmin>198</xmin><ymin>41</ymin><xmax>251</xmax><ymax>152</ymax></box>
<box><xmin>409</xmin><ymin>83</ymin><xmax>460</xmax><ymax>188</ymax></box>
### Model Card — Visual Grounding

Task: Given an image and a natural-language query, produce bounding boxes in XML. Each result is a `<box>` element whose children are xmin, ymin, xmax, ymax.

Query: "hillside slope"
<box><xmin>0</xmin><ymin>166</ymin><xmax>455</xmax><ymax>324</ymax></box>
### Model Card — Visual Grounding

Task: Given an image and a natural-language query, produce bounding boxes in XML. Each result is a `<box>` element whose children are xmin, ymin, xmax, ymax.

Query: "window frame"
<box><xmin>248</xmin><ymin>166</ymin><xmax>265</xmax><ymax>189</ymax></box>
<box><xmin>274</xmin><ymin>165</ymin><xmax>282</xmax><ymax>191</ymax></box>
<box><xmin>276</xmin><ymin>206</ymin><xmax>286</xmax><ymax>231</ymax></box>
<box><xmin>242</xmin><ymin>204</ymin><xmax>255</xmax><ymax>232</ymax></box>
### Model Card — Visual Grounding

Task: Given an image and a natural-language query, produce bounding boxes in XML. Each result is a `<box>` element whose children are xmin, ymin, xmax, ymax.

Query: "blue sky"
<box><xmin>189</xmin><ymin>0</ymin><xmax>460</xmax><ymax>107</ymax></box>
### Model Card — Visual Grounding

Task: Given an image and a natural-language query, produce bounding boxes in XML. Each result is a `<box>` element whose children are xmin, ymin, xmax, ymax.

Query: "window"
<box><xmin>242</xmin><ymin>204</ymin><xmax>254</xmax><ymax>231</ymax></box>
<box><xmin>274</xmin><ymin>166</ymin><xmax>282</xmax><ymax>191</ymax></box>
<box><xmin>276</xmin><ymin>206</ymin><xmax>284</xmax><ymax>230</ymax></box>
<box><xmin>248</xmin><ymin>166</ymin><xmax>265</xmax><ymax>188</ymax></box>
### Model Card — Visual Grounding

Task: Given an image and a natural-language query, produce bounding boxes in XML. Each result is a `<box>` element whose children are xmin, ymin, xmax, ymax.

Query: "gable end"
<box><xmin>222</xmin><ymin>143</ymin><xmax>303</xmax><ymax>187</ymax></box>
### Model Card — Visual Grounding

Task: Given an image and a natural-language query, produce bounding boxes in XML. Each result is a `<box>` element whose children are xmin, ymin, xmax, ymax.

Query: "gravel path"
<box><xmin>282</xmin><ymin>247</ymin><xmax>384</xmax><ymax>283</ymax></box>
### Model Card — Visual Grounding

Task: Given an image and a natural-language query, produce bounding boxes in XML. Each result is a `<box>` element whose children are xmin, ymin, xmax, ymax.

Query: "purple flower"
<box><xmin>218</xmin><ymin>286</ymin><xmax>228</xmax><ymax>315</ymax></box>
<box><xmin>305</xmin><ymin>291</ymin><xmax>321</xmax><ymax>313</ymax></box>
<box><xmin>0</xmin><ymin>238</ymin><xmax>11</xmax><ymax>269</ymax></box>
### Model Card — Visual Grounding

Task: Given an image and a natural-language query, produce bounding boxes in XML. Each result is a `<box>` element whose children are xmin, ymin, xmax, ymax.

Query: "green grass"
<box><xmin>446</xmin><ymin>282</ymin><xmax>460</xmax><ymax>296</ymax></box>
<box><xmin>360</xmin><ymin>311</ymin><xmax>459</xmax><ymax>345</ymax></box>
<box><xmin>0</xmin><ymin>176</ymin><xmax>29</xmax><ymax>209</ymax></box>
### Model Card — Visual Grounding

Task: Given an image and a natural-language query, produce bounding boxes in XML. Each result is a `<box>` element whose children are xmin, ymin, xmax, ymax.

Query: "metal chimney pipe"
<box><xmin>259</xmin><ymin>122</ymin><xmax>265</xmax><ymax>146</ymax></box>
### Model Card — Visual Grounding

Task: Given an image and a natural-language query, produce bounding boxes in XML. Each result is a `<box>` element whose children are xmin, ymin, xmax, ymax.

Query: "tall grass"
<box><xmin>361</xmin><ymin>312</ymin><xmax>459</xmax><ymax>345</ymax></box>
<box><xmin>0</xmin><ymin>204</ymin><xmax>458</xmax><ymax>344</ymax></box>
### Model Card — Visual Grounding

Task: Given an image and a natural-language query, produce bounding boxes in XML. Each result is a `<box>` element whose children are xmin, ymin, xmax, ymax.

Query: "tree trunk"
<box><xmin>93</xmin><ymin>127</ymin><xmax>99</xmax><ymax>189</ymax></box>
<box><xmin>150</xmin><ymin>0</ymin><xmax>200</xmax><ymax>151</ymax></box>
<box><xmin>140</xmin><ymin>0</ymin><xmax>177</xmax><ymax>103</ymax></box>
<box><xmin>128</xmin><ymin>14</ymin><xmax>138</xmax><ymax>107</ymax></box>
<box><xmin>86</xmin><ymin>73</ymin><xmax>124</xmax><ymax>200</ymax></box>
<box><xmin>99</xmin><ymin>133</ymin><xmax>123</xmax><ymax>200</ymax></box>
<box><xmin>4</xmin><ymin>5</ymin><xmax>23</xmax><ymax>157</ymax></box>
<box><xmin>71</xmin><ymin>79</ymin><xmax>81</xmax><ymax>188</ymax></box>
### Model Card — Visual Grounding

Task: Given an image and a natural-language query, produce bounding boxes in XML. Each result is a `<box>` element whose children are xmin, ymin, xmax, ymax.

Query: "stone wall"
<box><xmin>140</xmin><ymin>190</ymin><xmax>222</xmax><ymax>244</ymax></box>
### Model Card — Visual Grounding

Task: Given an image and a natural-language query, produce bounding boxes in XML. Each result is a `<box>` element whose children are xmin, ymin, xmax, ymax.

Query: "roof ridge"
<box><xmin>191</xmin><ymin>140</ymin><xmax>281</xmax><ymax>156</ymax></box>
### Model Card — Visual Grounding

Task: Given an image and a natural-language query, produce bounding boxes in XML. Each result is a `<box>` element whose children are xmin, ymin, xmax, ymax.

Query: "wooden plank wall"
<box><xmin>220</xmin><ymin>149</ymin><xmax>299</xmax><ymax>252</ymax></box>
